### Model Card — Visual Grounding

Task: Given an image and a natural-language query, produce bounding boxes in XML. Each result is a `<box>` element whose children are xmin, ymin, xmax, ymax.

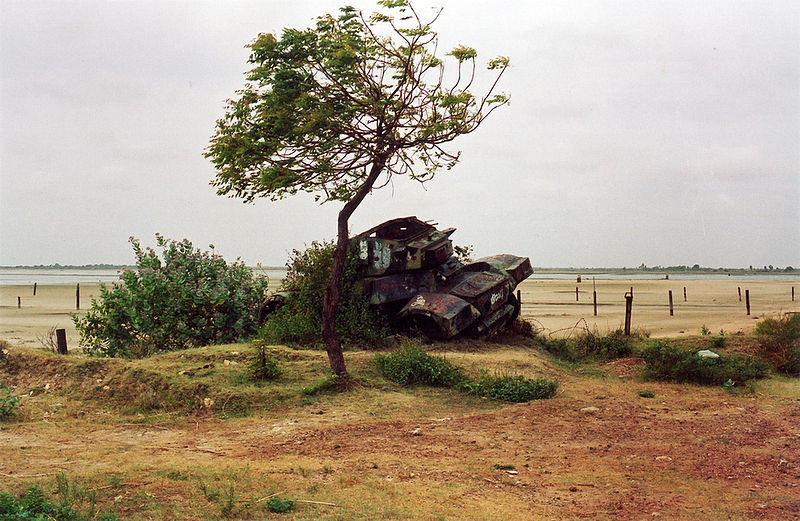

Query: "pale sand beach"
<box><xmin>1</xmin><ymin>277</ymin><xmax>798</xmax><ymax>348</ymax></box>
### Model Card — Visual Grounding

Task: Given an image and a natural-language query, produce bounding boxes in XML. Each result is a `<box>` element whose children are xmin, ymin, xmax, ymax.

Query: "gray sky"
<box><xmin>1</xmin><ymin>0</ymin><xmax>798</xmax><ymax>268</ymax></box>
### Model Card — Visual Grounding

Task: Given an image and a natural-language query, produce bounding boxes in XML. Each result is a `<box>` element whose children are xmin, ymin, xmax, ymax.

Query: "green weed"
<box><xmin>754</xmin><ymin>313</ymin><xmax>800</xmax><ymax>376</ymax></box>
<box><xmin>641</xmin><ymin>342</ymin><xmax>769</xmax><ymax>386</ymax></box>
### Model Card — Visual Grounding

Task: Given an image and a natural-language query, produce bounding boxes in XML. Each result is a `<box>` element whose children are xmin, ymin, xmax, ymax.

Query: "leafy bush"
<box><xmin>259</xmin><ymin>240</ymin><xmax>388</xmax><ymax>347</ymax></box>
<box><xmin>375</xmin><ymin>344</ymin><xmax>466</xmax><ymax>387</ymax></box>
<box><xmin>460</xmin><ymin>371</ymin><xmax>557</xmax><ymax>402</ymax></box>
<box><xmin>0</xmin><ymin>388</ymin><xmax>19</xmax><ymax>420</ymax></box>
<box><xmin>248</xmin><ymin>344</ymin><xmax>282</xmax><ymax>380</ymax></box>
<box><xmin>0</xmin><ymin>480</ymin><xmax>119</xmax><ymax>521</ymax></box>
<box><xmin>538</xmin><ymin>329</ymin><xmax>632</xmax><ymax>363</ymax></box>
<box><xmin>74</xmin><ymin>235</ymin><xmax>269</xmax><ymax>357</ymax></box>
<box><xmin>641</xmin><ymin>342</ymin><xmax>769</xmax><ymax>385</ymax></box>
<box><xmin>265</xmin><ymin>496</ymin><xmax>295</xmax><ymax>513</ymax></box>
<box><xmin>375</xmin><ymin>343</ymin><xmax>557</xmax><ymax>403</ymax></box>
<box><xmin>754</xmin><ymin>313</ymin><xmax>800</xmax><ymax>376</ymax></box>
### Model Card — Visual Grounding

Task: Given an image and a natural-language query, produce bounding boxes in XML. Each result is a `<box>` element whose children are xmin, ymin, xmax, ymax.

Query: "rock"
<box><xmin>697</xmin><ymin>349</ymin><xmax>720</xmax><ymax>359</ymax></box>
<box><xmin>655</xmin><ymin>456</ymin><xmax>672</xmax><ymax>461</ymax></box>
<box><xmin>410</xmin><ymin>428</ymin><xmax>422</xmax><ymax>436</ymax></box>
<box><xmin>223</xmin><ymin>359</ymin><xmax>231</xmax><ymax>366</ymax></box>
<box><xmin>580</xmin><ymin>406</ymin><xmax>600</xmax><ymax>413</ymax></box>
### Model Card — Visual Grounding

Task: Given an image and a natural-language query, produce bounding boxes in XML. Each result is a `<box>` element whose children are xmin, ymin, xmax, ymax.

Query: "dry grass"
<box><xmin>1</xmin><ymin>337</ymin><xmax>798</xmax><ymax>520</ymax></box>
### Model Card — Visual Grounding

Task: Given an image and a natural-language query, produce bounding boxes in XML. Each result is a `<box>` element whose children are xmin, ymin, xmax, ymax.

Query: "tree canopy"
<box><xmin>206</xmin><ymin>1</ymin><xmax>509</xmax><ymax>205</ymax></box>
<box><xmin>206</xmin><ymin>0</ymin><xmax>509</xmax><ymax>375</ymax></box>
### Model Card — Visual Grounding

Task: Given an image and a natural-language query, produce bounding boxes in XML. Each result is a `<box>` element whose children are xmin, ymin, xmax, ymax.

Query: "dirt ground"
<box><xmin>1</xmin><ymin>343</ymin><xmax>798</xmax><ymax>521</ymax></box>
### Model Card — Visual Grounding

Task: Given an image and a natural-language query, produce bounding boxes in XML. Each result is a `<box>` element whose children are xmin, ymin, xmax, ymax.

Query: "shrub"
<box><xmin>265</xmin><ymin>496</ymin><xmax>295</xmax><ymax>513</ymax></box>
<box><xmin>573</xmin><ymin>329</ymin><xmax>633</xmax><ymax>360</ymax></box>
<box><xmin>74</xmin><ymin>235</ymin><xmax>269</xmax><ymax>357</ymax></box>
<box><xmin>460</xmin><ymin>372</ymin><xmax>557</xmax><ymax>402</ymax></box>
<box><xmin>0</xmin><ymin>388</ymin><xmax>19</xmax><ymax>420</ymax></box>
<box><xmin>0</xmin><ymin>481</ymin><xmax>119</xmax><ymax>521</ymax></box>
<box><xmin>641</xmin><ymin>342</ymin><xmax>769</xmax><ymax>385</ymax></box>
<box><xmin>375</xmin><ymin>344</ymin><xmax>557</xmax><ymax>402</ymax></box>
<box><xmin>259</xmin><ymin>240</ymin><xmax>389</xmax><ymax>348</ymax></box>
<box><xmin>248</xmin><ymin>344</ymin><xmax>282</xmax><ymax>381</ymax></box>
<box><xmin>375</xmin><ymin>344</ymin><xmax>466</xmax><ymax>387</ymax></box>
<box><xmin>537</xmin><ymin>329</ymin><xmax>632</xmax><ymax>363</ymax></box>
<box><xmin>754</xmin><ymin>313</ymin><xmax>800</xmax><ymax>376</ymax></box>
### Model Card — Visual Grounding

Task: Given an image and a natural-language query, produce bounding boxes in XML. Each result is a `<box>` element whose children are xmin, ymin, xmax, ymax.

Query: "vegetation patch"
<box><xmin>754</xmin><ymin>313</ymin><xmax>800</xmax><ymax>376</ymax></box>
<box><xmin>460</xmin><ymin>372</ymin><xmax>557</xmax><ymax>402</ymax></box>
<box><xmin>248</xmin><ymin>343</ymin><xmax>283</xmax><ymax>381</ymax></box>
<box><xmin>0</xmin><ymin>387</ymin><xmax>20</xmax><ymax>420</ymax></box>
<box><xmin>537</xmin><ymin>329</ymin><xmax>634</xmax><ymax>363</ymax></box>
<box><xmin>641</xmin><ymin>341</ymin><xmax>769</xmax><ymax>386</ymax></box>
<box><xmin>0</xmin><ymin>474</ymin><xmax>120</xmax><ymax>521</ymax></box>
<box><xmin>74</xmin><ymin>235</ymin><xmax>269</xmax><ymax>358</ymax></box>
<box><xmin>375</xmin><ymin>344</ymin><xmax>466</xmax><ymax>388</ymax></box>
<box><xmin>375</xmin><ymin>343</ymin><xmax>556</xmax><ymax>402</ymax></box>
<box><xmin>258</xmin><ymin>241</ymin><xmax>389</xmax><ymax>349</ymax></box>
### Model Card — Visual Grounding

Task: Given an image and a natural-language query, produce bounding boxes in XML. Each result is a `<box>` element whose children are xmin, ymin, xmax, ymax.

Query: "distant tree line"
<box><xmin>631</xmin><ymin>264</ymin><xmax>797</xmax><ymax>273</ymax></box>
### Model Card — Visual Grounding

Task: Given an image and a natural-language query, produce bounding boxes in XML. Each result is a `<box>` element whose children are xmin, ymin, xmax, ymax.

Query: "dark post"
<box><xmin>738</xmin><ymin>287</ymin><xmax>742</xmax><ymax>301</ymax></box>
<box><xmin>17</xmin><ymin>296</ymin><xmax>21</xmax><ymax>309</ymax></box>
<box><xmin>517</xmin><ymin>289</ymin><xmax>521</xmax><ymax>307</ymax></box>
<box><xmin>576</xmin><ymin>286</ymin><xmax>579</xmax><ymax>301</ymax></box>
<box><xmin>76</xmin><ymin>283</ymin><xmax>80</xmax><ymax>310</ymax></box>
<box><xmin>592</xmin><ymin>277</ymin><xmax>597</xmax><ymax>316</ymax></box>
<box><xmin>56</xmin><ymin>328</ymin><xmax>68</xmax><ymax>354</ymax></box>
<box><xmin>683</xmin><ymin>286</ymin><xmax>687</xmax><ymax>302</ymax></box>
<box><xmin>624</xmin><ymin>292</ymin><xmax>633</xmax><ymax>336</ymax></box>
<box><xmin>33</xmin><ymin>282</ymin><xmax>37</xmax><ymax>296</ymax></box>
<box><xmin>630</xmin><ymin>286</ymin><xmax>634</xmax><ymax>301</ymax></box>
<box><xmin>745</xmin><ymin>289</ymin><xmax>750</xmax><ymax>315</ymax></box>
<box><xmin>668</xmin><ymin>290</ymin><xmax>674</xmax><ymax>316</ymax></box>
<box><xmin>576</xmin><ymin>275</ymin><xmax>581</xmax><ymax>283</ymax></box>
<box><xmin>792</xmin><ymin>287</ymin><xmax>795</xmax><ymax>302</ymax></box>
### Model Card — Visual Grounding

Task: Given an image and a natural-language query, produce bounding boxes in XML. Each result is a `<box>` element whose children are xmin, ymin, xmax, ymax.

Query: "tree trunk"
<box><xmin>321</xmin><ymin>153</ymin><xmax>389</xmax><ymax>376</ymax></box>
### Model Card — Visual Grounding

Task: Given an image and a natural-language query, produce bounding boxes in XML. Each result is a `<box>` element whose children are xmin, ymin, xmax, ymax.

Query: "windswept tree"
<box><xmin>206</xmin><ymin>0</ymin><xmax>509</xmax><ymax>376</ymax></box>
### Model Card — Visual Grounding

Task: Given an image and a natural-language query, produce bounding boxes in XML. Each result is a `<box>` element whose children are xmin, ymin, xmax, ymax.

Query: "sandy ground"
<box><xmin>1</xmin><ymin>277</ymin><xmax>798</xmax><ymax>348</ymax></box>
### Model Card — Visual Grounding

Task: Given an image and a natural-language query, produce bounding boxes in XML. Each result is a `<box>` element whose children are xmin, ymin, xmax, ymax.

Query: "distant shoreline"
<box><xmin>1</xmin><ymin>265</ymin><xmax>796</xmax><ymax>276</ymax></box>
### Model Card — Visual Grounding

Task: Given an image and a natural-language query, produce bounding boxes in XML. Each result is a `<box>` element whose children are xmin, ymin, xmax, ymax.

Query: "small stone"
<box><xmin>410</xmin><ymin>428</ymin><xmax>422</xmax><ymax>436</ymax></box>
<box><xmin>223</xmin><ymin>359</ymin><xmax>231</xmax><ymax>366</ymax></box>
<box><xmin>103</xmin><ymin>385</ymin><xmax>110</xmax><ymax>391</ymax></box>
<box><xmin>203</xmin><ymin>397</ymin><xmax>214</xmax><ymax>408</ymax></box>
<box><xmin>230</xmin><ymin>351</ymin><xmax>239</xmax><ymax>355</ymax></box>
<box><xmin>697</xmin><ymin>349</ymin><xmax>719</xmax><ymax>359</ymax></box>
<box><xmin>655</xmin><ymin>456</ymin><xmax>672</xmax><ymax>461</ymax></box>
<box><xmin>569</xmin><ymin>486</ymin><xmax>578</xmax><ymax>492</ymax></box>
<box><xmin>506</xmin><ymin>470</ymin><xmax>518</xmax><ymax>475</ymax></box>
<box><xmin>580</xmin><ymin>406</ymin><xmax>600</xmax><ymax>413</ymax></box>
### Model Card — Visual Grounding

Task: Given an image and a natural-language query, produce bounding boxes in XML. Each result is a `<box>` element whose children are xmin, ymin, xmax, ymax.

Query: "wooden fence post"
<box><xmin>17</xmin><ymin>296</ymin><xmax>21</xmax><ymax>309</ymax></box>
<box><xmin>76</xmin><ymin>283</ymin><xmax>80</xmax><ymax>310</ymax></box>
<box><xmin>738</xmin><ymin>287</ymin><xmax>742</xmax><ymax>302</ymax></box>
<box><xmin>33</xmin><ymin>282</ymin><xmax>37</xmax><ymax>296</ymax></box>
<box><xmin>668</xmin><ymin>290</ymin><xmax>674</xmax><ymax>316</ymax></box>
<box><xmin>792</xmin><ymin>287</ymin><xmax>795</xmax><ymax>302</ymax></box>
<box><xmin>683</xmin><ymin>286</ymin><xmax>687</xmax><ymax>302</ymax></box>
<box><xmin>624</xmin><ymin>292</ymin><xmax>633</xmax><ymax>336</ymax></box>
<box><xmin>576</xmin><ymin>286</ymin><xmax>579</xmax><ymax>302</ymax></box>
<box><xmin>593</xmin><ymin>278</ymin><xmax>597</xmax><ymax>317</ymax></box>
<box><xmin>745</xmin><ymin>289</ymin><xmax>750</xmax><ymax>316</ymax></box>
<box><xmin>56</xmin><ymin>329</ymin><xmax>68</xmax><ymax>354</ymax></box>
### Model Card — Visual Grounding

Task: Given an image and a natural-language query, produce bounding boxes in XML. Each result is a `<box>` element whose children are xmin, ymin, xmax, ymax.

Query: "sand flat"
<box><xmin>1</xmin><ymin>277</ymin><xmax>798</xmax><ymax>348</ymax></box>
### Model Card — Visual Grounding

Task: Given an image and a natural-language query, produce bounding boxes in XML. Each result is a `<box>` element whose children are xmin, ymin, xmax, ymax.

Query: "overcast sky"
<box><xmin>1</xmin><ymin>0</ymin><xmax>798</xmax><ymax>268</ymax></box>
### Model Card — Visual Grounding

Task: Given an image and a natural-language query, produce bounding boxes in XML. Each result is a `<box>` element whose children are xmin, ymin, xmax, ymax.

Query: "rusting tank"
<box><xmin>259</xmin><ymin>216</ymin><xmax>532</xmax><ymax>340</ymax></box>
<box><xmin>355</xmin><ymin>216</ymin><xmax>532</xmax><ymax>339</ymax></box>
